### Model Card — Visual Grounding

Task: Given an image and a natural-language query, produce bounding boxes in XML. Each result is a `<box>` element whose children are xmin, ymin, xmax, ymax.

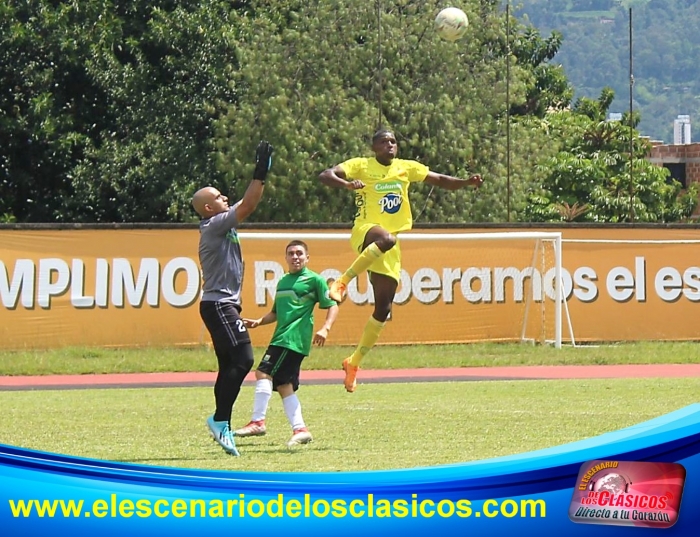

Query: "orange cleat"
<box><xmin>329</xmin><ymin>280</ymin><xmax>347</xmax><ymax>303</ymax></box>
<box><xmin>342</xmin><ymin>357</ymin><xmax>359</xmax><ymax>393</ymax></box>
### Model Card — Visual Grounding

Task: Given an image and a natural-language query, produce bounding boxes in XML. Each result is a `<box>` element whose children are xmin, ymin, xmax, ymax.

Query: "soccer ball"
<box><xmin>435</xmin><ymin>7</ymin><xmax>469</xmax><ymax>42</ymax></box>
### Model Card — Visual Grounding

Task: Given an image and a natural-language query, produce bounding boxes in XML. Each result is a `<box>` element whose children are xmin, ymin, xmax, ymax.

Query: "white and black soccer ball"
<box><xmin>435</xmin><ymin>7</ymin><xmax>469</xmax><ymax>42</ymax></box>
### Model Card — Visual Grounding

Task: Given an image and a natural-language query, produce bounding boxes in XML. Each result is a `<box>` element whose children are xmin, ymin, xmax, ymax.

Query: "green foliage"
<box><xmin>0</xmin><ymin>0</ymin><xmax>94</xmax><ymax>221</ymax></box>
<box><xmin>2</xmin><ymin>0</ymin><xmax>693</xmax><ymax>223</ymax></box>
<box><xmin>509</xmin><ymin>27</ymin><xmax>574</xmax><ymax>116</ymax></box>
<box><xmin>617</xmin><ymin>0</ymin><xmax>651</xmax><ymax>9</ymax></box>
<box><xmin>1</xmin><ymin>0</ymin><xmax>241</xmax><ymax>222</ymax></box>
<box><xmin>2</xmin><ymin>341</ymin><xmax>700</xmax><ymax>376</ymax></box>
<box><xmin>516</xmin><ymin>0</ymin><xmax>700</xmax><ymax>142</ymax></box>
<box><xmin>525</xmin><ymin>89</ymin><xmax>698</xmax><ymax>222</ymax></box>
<box><xmin>68</xmin><ymin>1</ymin><xmax>242</xmax><ymax>222</ymax></box>
<box><xmin>215</xmin><ymin>0</ymin><xmax>566</xmax><ymax>223</ymax></box>
<box><xmin>215</xmin><ymin>1</ymin><xmax>375</xmax><ymax>223</ymax></box>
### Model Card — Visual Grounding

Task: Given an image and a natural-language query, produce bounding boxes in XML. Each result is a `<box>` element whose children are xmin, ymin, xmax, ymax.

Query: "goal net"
<box><xmin>239</xmin><ymin>231</ymin><xmax>567</xmax><ymax>348</ymax></box>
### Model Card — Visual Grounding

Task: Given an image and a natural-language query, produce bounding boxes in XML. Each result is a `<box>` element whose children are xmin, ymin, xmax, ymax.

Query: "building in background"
<box><xmin>648</xmin><ymin>140</ymin><xmax>700</xmax><ymax>194</ymax></box>
<box><xmin>646</xmin><ymin>116</ymin><xmax>698</xmax><ymax>208</ymax></box>
<box><xmin>673</xmin><ymin>115</ymin><xmax>691</xmax><ymax>145</ymax></box>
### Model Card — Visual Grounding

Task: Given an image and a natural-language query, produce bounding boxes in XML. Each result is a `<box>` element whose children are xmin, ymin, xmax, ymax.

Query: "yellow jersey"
<box><xmin>339</xmin><ymin>157</ymin><xmax>429</xmax><ymax>234</ymax></box>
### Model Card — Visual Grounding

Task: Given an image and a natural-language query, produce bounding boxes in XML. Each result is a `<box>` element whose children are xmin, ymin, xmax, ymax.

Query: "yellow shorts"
<box><xmin>350</xmin><ymin>223</ymin><xmax>402</xmax><ymax>283</ymax></box>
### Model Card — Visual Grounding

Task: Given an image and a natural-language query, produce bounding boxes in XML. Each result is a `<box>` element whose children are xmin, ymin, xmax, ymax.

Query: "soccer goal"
<box><xmin>240</xmin><ymin>231</ymin><xmax>571</xmax><ymax>348</ymax></box>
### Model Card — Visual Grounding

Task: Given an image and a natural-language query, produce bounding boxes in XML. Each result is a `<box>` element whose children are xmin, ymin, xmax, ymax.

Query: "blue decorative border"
<box><xmin>2</xmin><ymin>404</ymin><xmax>699</xmax><ymax>536</ymax></box>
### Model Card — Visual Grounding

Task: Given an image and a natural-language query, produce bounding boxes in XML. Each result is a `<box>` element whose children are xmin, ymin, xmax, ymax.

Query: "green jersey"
<box><xmin>270</xmin><ymin>267</ymin><xmax>336</xmax><ymax>355</ymax></box>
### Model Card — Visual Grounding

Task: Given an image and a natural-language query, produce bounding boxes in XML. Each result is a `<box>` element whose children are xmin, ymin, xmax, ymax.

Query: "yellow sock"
<box><xmin>339</xmin><ymin>243</ymin><xmax>384</xmax><ymax>285</ymax></box>
<box><xmin>349</xmin><ymin>316</ymin><xmax>386</xmax><ymax>367</ymax></box>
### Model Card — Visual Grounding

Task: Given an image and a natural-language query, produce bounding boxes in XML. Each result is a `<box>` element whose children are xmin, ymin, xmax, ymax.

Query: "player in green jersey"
<box><xmin>234</xmin><ymin>240</ymin><xmax>338</xmax><ymax>448</ymax></box>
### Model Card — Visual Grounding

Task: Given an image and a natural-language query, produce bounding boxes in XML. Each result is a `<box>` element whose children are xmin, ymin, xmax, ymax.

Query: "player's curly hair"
<box><xmin>371</xmin><ymin>128</ymin><xmax>394</xmax><ymax>143</ymax></box>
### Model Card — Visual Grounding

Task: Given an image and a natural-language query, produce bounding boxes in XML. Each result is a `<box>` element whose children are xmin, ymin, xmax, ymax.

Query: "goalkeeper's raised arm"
<box><xmin>232</xmin><ymin>139</ymin><xmax>274</xmax><ymax>222</ymax></box>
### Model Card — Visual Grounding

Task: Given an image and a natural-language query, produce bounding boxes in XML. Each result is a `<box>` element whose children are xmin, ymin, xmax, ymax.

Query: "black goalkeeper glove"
<box><xmin>253</xmin><ymin>140</ymin><xmax>274</xmax><ymax>183</ymax></box>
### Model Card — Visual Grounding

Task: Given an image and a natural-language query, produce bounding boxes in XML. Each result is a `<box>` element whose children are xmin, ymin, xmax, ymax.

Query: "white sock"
<box><xmin>282</xmin><ymin>393</ymin><xmax>305</xmax><ymax>431</ymax></box>
<box><xmin>251</xmin><ymin>378</ymin><xmax>273</xmax><ymax>422</ymax></box>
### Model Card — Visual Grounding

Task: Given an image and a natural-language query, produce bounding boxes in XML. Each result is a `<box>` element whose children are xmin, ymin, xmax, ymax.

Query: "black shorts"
<box><xmin>256</xmin><ymin>345</ymin><xmax>306</xmax><ymax>392</ymax></box>
<box><xmin>199</xmin><ymin>300</ymin><xmax>251</xmax><ymax>349</ymax></box>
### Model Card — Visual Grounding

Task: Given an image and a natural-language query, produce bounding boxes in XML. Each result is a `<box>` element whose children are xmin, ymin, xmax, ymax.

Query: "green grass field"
<box><xmin>1</xmin><ymin>379</ymin><xmax>699</xmax><ymax>472</ymax></box>
<box><xmin>1</xmin><ymin>341</ymin><xmax>699</xmax><ymax>376</ymax></box>
<box><xmin>0</xmin><ymin>342</ymin><xmax>698</xmax><ymax>473</ymax></box>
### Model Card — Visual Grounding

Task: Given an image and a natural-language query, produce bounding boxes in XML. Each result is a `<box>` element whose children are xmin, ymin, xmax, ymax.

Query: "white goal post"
<box><xmin>240</xmin><ymin>231</ymin><xmax>569</xmax><ymax>348</ymax></box>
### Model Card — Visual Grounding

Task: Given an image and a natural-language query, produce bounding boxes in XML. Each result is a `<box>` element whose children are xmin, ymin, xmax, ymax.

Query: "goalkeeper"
<box><xmin>318</xmin><ymin>129</ymin><xmax>482</xmax><ymax>393</ymax></box>
<box><xmin>192</xmin><ymin>140</ymin><xmax>273</xmax><ymax>456</ymax></box>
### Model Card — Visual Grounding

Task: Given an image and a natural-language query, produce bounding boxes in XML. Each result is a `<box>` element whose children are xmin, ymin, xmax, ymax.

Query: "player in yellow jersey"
<box><xmin>318</xmin><ymin>129</ymin><xmax>483</xmax><ymax>392</ymax></box>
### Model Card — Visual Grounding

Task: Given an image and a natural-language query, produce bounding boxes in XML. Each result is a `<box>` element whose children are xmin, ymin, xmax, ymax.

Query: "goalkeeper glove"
<box><xmin>254</xmin><ymin>140</ymin><xmax>274</xmax><ymax>183</ymax></box>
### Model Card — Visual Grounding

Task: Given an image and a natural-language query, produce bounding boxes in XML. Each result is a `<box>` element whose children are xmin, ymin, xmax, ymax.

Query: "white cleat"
<box><xmin>287</xmin><ymin>428</ymin><xmax>313</xmax><ymax>448</ymax></box>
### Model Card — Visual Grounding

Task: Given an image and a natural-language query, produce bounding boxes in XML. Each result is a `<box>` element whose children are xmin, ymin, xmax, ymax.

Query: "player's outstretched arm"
<box><xmin>243</xmin><ymin>311</ymin><xmax>277</xmax><ymax>329</ymax></box>
<box><xmin>424</xmin><ymin>171</ymin><xmax>483</xmax><ymax>191</ymax></box>
<box><xmin>234</xmin><ymin>140</ymin><xmax>274</xmax><ymax>222</ymax></box>
<box><xmin>319</xmin><ymin>165</ymin><xmax>365</xmax><ymax>190</ymax></box>
<box><xmin>313</xmin><ymin>304</ymin><xmax>339</xmax><ymax>346</ymax></box>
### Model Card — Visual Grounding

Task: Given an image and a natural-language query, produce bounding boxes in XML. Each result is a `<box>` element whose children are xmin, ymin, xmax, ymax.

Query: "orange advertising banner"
<box><xmin>1</xmin><ymin>227</ymin><xmax>699</xmax><ymax>350</ymax></box>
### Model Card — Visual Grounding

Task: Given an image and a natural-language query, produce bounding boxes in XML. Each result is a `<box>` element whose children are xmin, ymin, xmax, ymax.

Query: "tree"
<box><xmin>215</xmin><ymin>0</ymin><xmax>559</xmax><ymax>223</ymax></box>
<box><xmin>67</xmin><ymin>1</ymin><xmax>242</xmax><ymax>223</ymax></box>
<box><xmin>514</xmin><ymin>0</ymin><xmax>700</xmax><ymax>143</ymax></box>
<box><xmin>525</xmin><ymin>88</ymin><xmax>698</xmax><ymax>222</ymax></box>
<box><xmin>0</xmin><ymin>0</ymin><xmax>243</xmax><ymax>223</ymax></box>
<box><xmin>0</xmin><ymin>0</ymin><xmax>98</xmax><ymax>222</ymax></box>
<box><xmin>509</xmin><ymin>27</ymin><xmax>573</xmax><ymax>117</ymax></box>
<box><xmin>6</xmin><ymin>0</ymin><xmax>689</xmax><ymax>224</ymax></box>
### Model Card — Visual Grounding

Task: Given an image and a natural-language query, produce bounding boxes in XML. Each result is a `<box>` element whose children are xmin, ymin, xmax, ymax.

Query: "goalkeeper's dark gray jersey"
<box><xmin>198</xmin><ymin>208</ymin><xmax>244</xmax><ymax>305</ymax></box>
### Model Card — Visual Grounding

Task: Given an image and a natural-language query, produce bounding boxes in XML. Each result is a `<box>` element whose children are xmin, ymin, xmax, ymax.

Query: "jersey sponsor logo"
<box><xmin>374</xmin><ymin>182</ymin><xmax>402</xmax><ymax>192</ymax></box>
<box><xmin>379</xmin><ymin>193</ymin><xmax>403</xmax><ymax>214</ymax></box>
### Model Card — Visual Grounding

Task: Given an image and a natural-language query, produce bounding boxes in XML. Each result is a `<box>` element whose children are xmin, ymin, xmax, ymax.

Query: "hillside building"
<box><xmin>673</xmin><ymin>115</ymin><xmax>692</xmax><ymax>145</ymax></box>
